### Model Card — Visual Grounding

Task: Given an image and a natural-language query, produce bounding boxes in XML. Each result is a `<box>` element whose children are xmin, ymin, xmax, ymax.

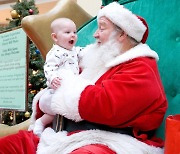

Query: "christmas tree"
<box><xmin>0</xmin><ymin>0</ymin><xmax>46</xmax><ymax>125</ymax></box>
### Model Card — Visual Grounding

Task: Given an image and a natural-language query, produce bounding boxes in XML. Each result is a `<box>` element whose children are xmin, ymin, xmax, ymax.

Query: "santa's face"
<box><xmin>80</xmin><ymin>31</ymin><xmax>121</xmax><ymax>81</ymax></box>
<box><xmin>94</xmin><ymin>17</ymin><xmax>116</xmax><ymax>45</ymax></box>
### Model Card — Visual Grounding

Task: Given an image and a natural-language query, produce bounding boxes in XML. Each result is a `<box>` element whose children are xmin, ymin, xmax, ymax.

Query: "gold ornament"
<box><xmin>30</xmin><ymin>90</ymin><xmax>37</xmax><ymax>94</ymax></box>
<box><xmin>18</xmin><ymin>0</ymin><xmax>22</xmax><ymax>2</ymax></box>
<box><xmin>10</xmin><ymin>116</ymin><xmax>13</xmax><ymax>120</ymax></box>
<box><xmin>32</xmin><ymin>70</ymin><xmax>38</xmax><ymax>75</ymax></box>
<box><xmin>24</xmin><ymin>111</ymin><xmax>30</xmax><ymax>118</ymax></box>
<box><xmin>39</xmin><ymin>78</ymin><xmax>43</xmax><ymax>81</ymax></box>
<box><xmin>10</xmin><ymin>10</ymin><xmax>20</xmax><ymax>19</ymax></box>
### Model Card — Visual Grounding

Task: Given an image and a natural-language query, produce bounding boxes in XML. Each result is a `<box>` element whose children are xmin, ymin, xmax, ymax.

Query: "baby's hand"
<box><xmin>51</xmin><ymin>77</ymin><xmax>61</xmax><ymax>90</ymax></box>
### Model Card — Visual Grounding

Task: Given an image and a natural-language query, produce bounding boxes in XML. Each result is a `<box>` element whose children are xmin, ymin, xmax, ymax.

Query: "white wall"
<box><xmin>0</xmin><ymin>0</ymin><xmax>102</xmax><ymax>25</ymax></box>
<box><xmin>77</xmin><ymin>0</ymin><xmax>102</xmax><ymax>17</ymax></box>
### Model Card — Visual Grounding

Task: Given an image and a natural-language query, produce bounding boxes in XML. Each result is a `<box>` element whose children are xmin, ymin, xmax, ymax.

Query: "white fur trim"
<box><xmin>97</xmin><ymin>2</ymin><xmax>146</xmax><ymax>42</ymax></box>
<box><xmin>106</xmin><ymin>43</ymin><xmax>159</xmax><ymax>68</ymax></box>
<box><xmin>79</xmin><ymin>44</ymin><xmax>109</xmax><ymax>82</ymax></box>
<box><xmin>28</xmin><ymin>88</ymin><xmax>48</xmax><ymax>131</ymax></box>
<box><xmin>37</xmin><ymin>128</ymin><xmax>164</xmax><ymax>154</ymax></box>
<box><xmin>51</xmin><ymin>69</ymin><xmax>94</xmax><ymax>122</ymax></box>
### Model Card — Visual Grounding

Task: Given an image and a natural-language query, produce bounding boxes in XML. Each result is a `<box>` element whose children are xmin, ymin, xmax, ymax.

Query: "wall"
<box><xmin>0</xmin><ymin>0</ymin><xmax>101</xmax><ymax>26</ymax></box>
<box><xmin>77</xmin><ymin>0</ymin><xmax>101</xmax><ymax>17</ymax></box>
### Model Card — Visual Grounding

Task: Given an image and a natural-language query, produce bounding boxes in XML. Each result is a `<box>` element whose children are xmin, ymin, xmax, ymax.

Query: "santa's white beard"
<box><xmin>80</xmin><ymin>36</ymin><xmax>122</xmax><ymax>82</ymax></box>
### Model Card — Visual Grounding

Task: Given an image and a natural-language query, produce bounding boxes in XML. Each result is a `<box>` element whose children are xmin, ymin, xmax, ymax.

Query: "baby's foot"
<box><xmin>33</xmin><ymin>119</ymin><xmax>44</xmax><ymax>137</ymax></box>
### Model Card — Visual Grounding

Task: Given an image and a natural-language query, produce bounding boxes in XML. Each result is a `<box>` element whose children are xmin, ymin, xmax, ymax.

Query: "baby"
<box><xmin>33</xmin><ymin>18</ymin><xmax>80</xmax><ymax>136</ymax></box>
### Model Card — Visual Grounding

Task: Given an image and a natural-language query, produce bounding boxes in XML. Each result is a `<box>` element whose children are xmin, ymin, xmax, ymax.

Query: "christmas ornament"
<box><xmin>10</xmin><ymin>115</ymin><xmax>13</xmax><ymax>120</ymax></box>
<box><xmin>30</xmin><ymin>90</ymin><xmax>37</xmax><ymax>94</ymax></box>
<box><xmin>24</xmin><ymin>111</ymin><xmax>30</xmax><ymax>118</ymax></box>
<box><xmin>35</xmin><ymin>49</ymin><xmax>40</xmax><ymax>54</ymax></box>
<box><xmin>18</xmin><ymin>0</ymin><xmax>22</xmax><ymax>2</ymax></box>
<box><xmin>29</xmin><ymin>9</ymin><xmax>34</xmax><ymax>15</ymax></box>
<box><xmin>32</xmin><ymin>70</ymin><xmax>38</xmax><ymax>75</ymax></box>
<box><xmin>28</xmin><ymin>83</ymin><xmax>32</xmax><ymax>88</ymax></box>
<box><xmin>10</xmin><ymin>10</ymin><xmax>20</xmax><ymax>19</ymax></box>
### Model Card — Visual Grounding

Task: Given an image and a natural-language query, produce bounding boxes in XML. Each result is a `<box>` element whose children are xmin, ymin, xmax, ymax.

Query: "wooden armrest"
<box><xmin>0</xmin><ymin>119</ymin><xmax>30</xmax><ymax>137</ymax></box>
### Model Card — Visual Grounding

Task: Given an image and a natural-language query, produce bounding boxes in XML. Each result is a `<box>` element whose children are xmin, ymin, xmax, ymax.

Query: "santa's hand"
<box><xmin>51</xmin><ymin>77</ymin><xmax>61</xmax><ymax>90</ymax></box>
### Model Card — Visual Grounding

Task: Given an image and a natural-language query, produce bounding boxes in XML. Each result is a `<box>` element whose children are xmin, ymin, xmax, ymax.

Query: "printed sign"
<box><xmin>0</xmin><ymin>28</ymin><xmax>28</xmax><ymax>111</ymax></box>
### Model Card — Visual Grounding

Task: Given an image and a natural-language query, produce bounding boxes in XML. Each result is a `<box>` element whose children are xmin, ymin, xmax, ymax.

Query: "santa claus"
<box><xmin>0</xmin><ymin>2</ymin><xmax>167</xmax><ymax>154</ymax></box>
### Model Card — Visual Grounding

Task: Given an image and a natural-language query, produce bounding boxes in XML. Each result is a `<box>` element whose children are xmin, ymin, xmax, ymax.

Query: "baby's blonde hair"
<box><xmin>50</xmin><ymin>18</ymin><xmax>75</xmax><ymax>33</ymax></box>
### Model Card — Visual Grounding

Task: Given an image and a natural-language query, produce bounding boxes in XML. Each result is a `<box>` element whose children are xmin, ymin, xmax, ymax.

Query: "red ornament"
<box><xmin>29</xmin><ymin>9</ymin><xmax>34</xmax><ymax>15</ymax></box>
<box><xmin>28</xmin><ymin>83</ymin><xmax>32</xmax><ymax>88</ymax></box>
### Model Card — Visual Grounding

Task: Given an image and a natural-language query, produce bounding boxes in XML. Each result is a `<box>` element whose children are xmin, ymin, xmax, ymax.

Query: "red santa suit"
<box><xmin>33</xmin><ymin>43</ymin><xmax>167</xmax><ymax>154</ymax></box>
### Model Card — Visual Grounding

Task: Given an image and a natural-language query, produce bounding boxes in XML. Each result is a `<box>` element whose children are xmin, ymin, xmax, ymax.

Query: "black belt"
<box><xmin>53</xmin><ymin>115</ymin><xmax>133</xmax><ymax>136</ymax></box>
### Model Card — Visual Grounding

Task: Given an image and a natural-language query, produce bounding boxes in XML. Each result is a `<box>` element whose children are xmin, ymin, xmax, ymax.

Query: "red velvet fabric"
<box><xmin>0</xmin><ymin>130</ymin><xmax>39</xmax><ymax>154</ymax></box>
<box><xmin>79</xmin><ymin>57</ymin><xmax>167</xmax><ymax>147</ymax></box>
<box><xmin>35</xmin><ymin>101</ymin><xmax>44</xmax><ymax>120</ymax></box>
<box><xmin>137</xmin><ymin>16</ymin><xmax>149</xmax><ymax>43</ymax></box>
<box><xmin>0</xmin><ymin>130</ymin><xmax>116</xmax><ymax>154</ymax></box>
<box><xmin>133</xmin><ymin>128</ymin><xmax>164</xmax><ymax>147</ymax></box>
<box><xmin>70</xmin><ymin>144</ymin><xmax>116</xmax><ymax>154</ymax></box>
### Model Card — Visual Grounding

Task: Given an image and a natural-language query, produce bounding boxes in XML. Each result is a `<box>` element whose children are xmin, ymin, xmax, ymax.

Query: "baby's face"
<box><xmin>53</xmin><ymin>20</ymin><xmax>77</xmax><ymax>50</ymax></box>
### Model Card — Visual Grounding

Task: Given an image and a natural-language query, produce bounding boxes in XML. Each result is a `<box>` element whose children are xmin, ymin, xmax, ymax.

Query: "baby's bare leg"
<box><xmin>39</xmin><ymin>89</ymin><xmax>55</xmax><ymax>115</ymax></box>
<box><xmin>33</xmin><ymin>114</ymin><xmax>54</xmax><ymax>137</ymax></box>
<box><xmin>34</xmin><ymin>89</ymin><xmax>55</xmax><ymax>136</ymax></box>
<box><xmin>40</xmin><ymin>114</ymin><xmax>54</xmax><ymax>126</ymax></box>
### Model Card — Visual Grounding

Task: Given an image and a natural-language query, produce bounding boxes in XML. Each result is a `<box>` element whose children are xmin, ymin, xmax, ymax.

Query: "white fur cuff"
<box><xmin>51</xmin><ymin>70</ymin><xmax>94</xmax><ymax>121</ymax></box>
